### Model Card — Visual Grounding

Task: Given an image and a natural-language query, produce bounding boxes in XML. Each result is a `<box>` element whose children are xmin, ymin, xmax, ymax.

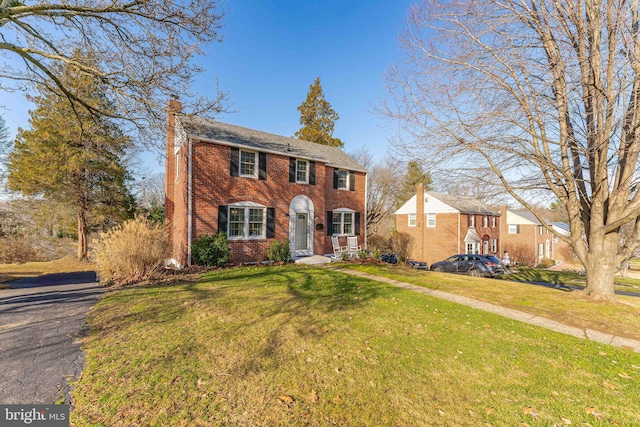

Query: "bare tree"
<box><xmin>385</xmin><ymin>0</ymin><xmax>640</xmax><ymax>300</ymax></box>
<box><xmin>351</xmin><ymin>147</ymin><xmax>402</xmax><ymax>238</ymax></box>
<box><xmin>0</xmin><ymin>0</ymin><xmax>227</xmax><ymax>144</ymax></box>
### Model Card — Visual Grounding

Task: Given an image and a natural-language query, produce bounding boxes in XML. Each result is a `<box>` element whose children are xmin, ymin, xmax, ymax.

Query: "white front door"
<box><xmin>294</xmin><ymin>213</ymin><xmax>309</xmax><ymax>251</ymax></box>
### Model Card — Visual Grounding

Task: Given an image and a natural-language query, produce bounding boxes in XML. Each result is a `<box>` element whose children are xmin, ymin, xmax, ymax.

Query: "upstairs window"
<box><xmin>469</xmin><ymin>215</ymin><xmax>475</xmax><ymax>227</ymax></box>
<box><xmin>296</xmin><ymin>160</ymin><xmax>308</xmax><ymax>183</ymax></box>
<box><xmin>483</xmin><ymin>215</ymin><xmax>488</xmax><ymax>228</ymax></box>
<box><xmin>491</xmin><ymin>216</ymin><xmax>496</xmax><ymax>227</ymax></box>
<box><xmin>240</xmin><ymin>150</ymin><xmax>257</xmax><ymax>177</ymax></box>
<box><xmin>333</xmin><ymin>169</ymin><xmax>355</xmax><ymax>191</ymax></box>
<box><xmin>508</xmin><ymin>224</ymin><xmax>520</xmax><ymax>234</ymax></box>
<box><xmin>408</xmin><ymin>213</ymin><xmax>417</xmax><ymax>227</ymax></box>
<box><xmin>337</xmin><ymin>170</ymin><xmax>348</xmax><ymax>189</ymax></box>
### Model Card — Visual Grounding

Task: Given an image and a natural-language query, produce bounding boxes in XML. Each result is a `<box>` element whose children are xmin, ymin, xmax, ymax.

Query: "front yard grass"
<box><xmin>341</xmin><ymin>263</ymin><xmax>640</xmax><ymax>342</ymax></box>
<box><xmin>504</xmin><ymin>267</ymin><xmax>640</xmax><ymax>292</ymax></box>
<box><xmin>72</xmin><ymin>264</ymin><xmax>640</xmax><ymax>426</ymax></box>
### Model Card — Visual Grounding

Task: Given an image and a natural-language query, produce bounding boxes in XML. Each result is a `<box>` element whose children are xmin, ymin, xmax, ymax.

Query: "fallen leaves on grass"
<box><xmin>278</xmin><ymin>395</ymin><xmax>295</xmax><ymax>407</ymax></box>
<box><xmin>308</xmin><ymin>390</ymin><xmax>319</xmax><ymax>402</ymax></box>
<box><xmin>602</xmin><ymin>381</ymin><xmax>617</xmax><ymax>390</ymax></box>
<box><xmin>585</xmin><ymin>407</ymin><xmax>601</xmax><ymax>419</ymax></box>
<box><xmin>523</xmin><ymin>407</ymin><xmax>539</xmax><ymax>419</ymax></box>
<box><xmin>560</xmin><ymin>417</ymin><xmax>572</xmax><ymax>425</ymax></box>
<box><xmin>618</xmin><ymin>372</ymin><xmax>633</xmax><ymax>379</ymax></box>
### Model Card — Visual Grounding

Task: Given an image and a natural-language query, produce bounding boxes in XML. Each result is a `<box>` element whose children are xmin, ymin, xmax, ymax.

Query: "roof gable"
<box><xmin>176</xmin><ymin>115</ymin><xmax>366</xmax><ymax>173</ymax></box>
<box><xmin>506</xmin><ymin>209</ymin><xmax>541</xmax><ymax>225</ymax></box>
<box><xmin>395</xmin><ymin>191</ymin><xmax>500</xmax><ymax>216</ymax></box>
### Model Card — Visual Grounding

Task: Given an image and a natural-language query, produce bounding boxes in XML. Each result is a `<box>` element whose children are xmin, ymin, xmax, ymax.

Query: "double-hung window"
<box><xmin>426</xmin><ymin>213</ymin><xmax>436</xmax><ymax>227</ymax></box>
<box><xmin>228</xmin><ymin>204</ymin><xmax>266</xmax><ymax>239</ymax></box>
<box><xmin>469</xmin><ymin>215</ymin><xmax>475</xmax><ymax>227</ymax></box>
<box><xmin>296</xmin><ymin>160</ymin><xmax>308</xmax><ymax>183</ymax></box>
<box><xmin>332</xmin><ymin>211</ymin><xmax>354</xmax><ymax>235</ymax></box>
<box><xmin>336</xmin><ymin>170</ymin><xmax>349</xmax><ymax>189</ymax></box>
<box><xmin>508</xmin><ymin>224</ymin><xmax>520</xmax><ymax>234</ymax></box>
<box><xmin>491</xmin><ymin>216</ymin><xmax>496</xmax><ymax>227</ymax></box>
<box><xmin>483</xmin><ymin>215</ymin><xmax>488</xmax><ymax>228</ymax></box>
<box><xmin>240</xmin><ymin>150</ymin><xmax>257</xmax><ymax>177</ymax></box>
<box><xmin>408</xmin><ymin>213</ymin><xmax>417</xmax><ymax>227</ymax></box>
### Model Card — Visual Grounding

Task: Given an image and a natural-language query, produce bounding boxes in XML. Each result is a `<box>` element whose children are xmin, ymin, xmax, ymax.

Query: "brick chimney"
<box><xmin>416</xmin><ymin>183</ymin><xmax>425</xmax><ymax>260</ymax></box>
<box><xmin>165</xmin><ymin>98</ymin><xmax>182</xmax><ymax>247</ymax></box>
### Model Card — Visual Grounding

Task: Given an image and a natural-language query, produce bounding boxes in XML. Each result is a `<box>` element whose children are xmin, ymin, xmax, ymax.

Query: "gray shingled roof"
<box><xmin>177</xmin><ymin>115</ymin><xmax>367</xmax><ymax>173</ymax></box>
<box><xmin>429</xmin><ymin>191</ymin><xmax>500</xmax><ymax>215</ymax></box>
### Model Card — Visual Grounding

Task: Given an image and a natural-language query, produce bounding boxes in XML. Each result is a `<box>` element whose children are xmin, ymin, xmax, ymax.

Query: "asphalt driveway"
<box><xmin>0</xmin><ymin>272</ymin><xmax>103</xmax><ymax>404</ymax></box>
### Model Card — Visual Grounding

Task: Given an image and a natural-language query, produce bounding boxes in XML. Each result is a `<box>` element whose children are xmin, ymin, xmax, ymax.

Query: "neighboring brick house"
<box><xmin>395</xmin><ymin>184</ymin><xmax>501</xmax><ymax>265</ymax></box>
<box><xmin>498</xmin><ymin>208</ymin><xmax>574</xmax><ymax>264</ymax></box>
<box><xmin>165</xmin><ymin>100</ymin><xmax>367</xmax><ymax>267</ymax></box>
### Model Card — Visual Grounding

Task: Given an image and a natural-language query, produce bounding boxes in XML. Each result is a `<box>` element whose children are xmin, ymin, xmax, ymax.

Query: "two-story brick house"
<box><xmin>499</xmin><ymin>207</ymin><xmax>572</xmax><ymax>264</ymax></box>
<box><xmin>165</xmin><ymin>100</ymin><xmax>367</xmax><ymax>267</ymax></box>
<box><xmin>395</xmin><ymin>184</ymin><xmax>501</xmax><ymax>265</ymax></box>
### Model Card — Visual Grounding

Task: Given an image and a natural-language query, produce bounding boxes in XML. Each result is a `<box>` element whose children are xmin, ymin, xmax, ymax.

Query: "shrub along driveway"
<box><xmin>0</xmin><ymin>271</ymin><xmax>103</xmax><ymax>404</ymax></box>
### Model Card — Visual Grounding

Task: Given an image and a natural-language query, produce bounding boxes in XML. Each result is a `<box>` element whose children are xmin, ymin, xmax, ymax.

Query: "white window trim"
<box><xmin>227</xmin><ymin>202</ymin><xmax>266</xmax><ymax>240</ymax></box>
<box><xmin>332</xmin><ymin>208</ymin><xmax>355</xmax><ymax>236</ymax></box>
<box><xmin>408</xmin><ymin>213</ymin><xmax>417</xmax><ymax>227</ymax></box>
<box><xmin>296</xmin><ymin>159</ymin><xmax>309</xmax><ymax>184</ymax></box>
<box><xmin>336</xmin><ymin>170</ymin><xmax>349</xmax><ymax>190</ymax></box>
<box><xmin>426</xmin><ymin>213</ymin><xmax>436</xmax><ymax>228</ymax></box>
<box><xmin>483</xmin><ymin>215</ymin><xmax>488</xmax><ymax>228</ymax></box>
<box><xmin>508</xmin><ymin>224</ymin><xmax>519</xmax><ymax>234</ymax></box>
<box><xmin>239</xmin><ymin>149</ymin><xmax>259</xmax><ymax>178</ymax></box>
<box><xmin>491</xmin><ymin>216</ymin><xmax>496</xmax><ymax>227</ymax></box>
<box><xmin>469</xmin><ymin>215</ymin><xmax>475</xmax><ymax>227</ymax></box>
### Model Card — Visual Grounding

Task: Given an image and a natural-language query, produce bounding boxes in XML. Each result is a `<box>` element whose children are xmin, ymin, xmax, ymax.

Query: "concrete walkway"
<box><xmin>340</xmin><ymin>269</ymin><xmax>640</xmax><ymax>353</ymax></box>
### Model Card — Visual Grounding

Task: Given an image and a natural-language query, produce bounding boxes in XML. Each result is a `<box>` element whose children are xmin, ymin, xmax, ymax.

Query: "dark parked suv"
<box><xmin>430</xmin><ymin>254</ymin><xmax>504</xmax><ymax>278</ymax></box>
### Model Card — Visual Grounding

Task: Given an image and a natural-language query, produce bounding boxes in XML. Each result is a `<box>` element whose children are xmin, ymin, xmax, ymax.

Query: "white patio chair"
<box><xmin>347</xmin><ymin>236</ymin><xmax>361</xmax><ymax>257</ymax></box>
<box><xmin>331</xmin><ymin>236</ymin><xmax>348</xmax><ymax>260</ymax></box>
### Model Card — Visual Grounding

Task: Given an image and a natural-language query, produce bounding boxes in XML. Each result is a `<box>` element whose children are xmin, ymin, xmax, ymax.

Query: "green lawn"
<box><xmin>340</xmin><ymin>263</ymin><xmax>640</xmax><ymax>342</ymax></box>
<box><xmin>504</xmin><ymin>267</ymin><xmax>640</xmax><ymax>292</ymax></box>
<box><xmin>72</xmin><ymin>264</ymin><xmax>640</xmax><ymax>426</ymax></box>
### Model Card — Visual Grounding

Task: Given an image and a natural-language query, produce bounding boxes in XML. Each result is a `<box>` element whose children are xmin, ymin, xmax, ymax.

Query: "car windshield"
<box><xmin>486</xmin><ymin>255</ymin><xmax>501</xmax><ymax>264</ymax></box>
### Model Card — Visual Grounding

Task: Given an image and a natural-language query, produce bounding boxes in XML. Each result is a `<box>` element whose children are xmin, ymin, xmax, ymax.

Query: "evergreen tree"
<box><xmin>397</xmin><ymin>160</ymin><xmax>432</xmax><ymax>207</ymax></box>
<box><xmin>295</xmin><ymin>77</ymin><xmax>344</xmax><ymax>147</ymax></box>
<box><xmin>7</xmin><ymin>57</ymin><xmax>135</xmax><ymax>260</ymax></box>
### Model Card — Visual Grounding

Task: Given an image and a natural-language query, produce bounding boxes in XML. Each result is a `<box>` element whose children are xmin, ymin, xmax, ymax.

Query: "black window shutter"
<box><xmin>333</xmin><ymin>170</ymin><xmax>338</xmax><ymax>189</ymax></box>
<box><xmin>326</xmin><ymin>211</ymin><xmax>333</xmax><ymax>235</ymax></box>
<box><xmin>258</xmin><ymin>152</ymin><xmax>267</xmax><ymax>180</ymax></box>
<box><xmin>309</xmin><ymin>161</ymin><xmax>316</xmax><ymax>185</ymax></box>
<box><xmin>218</xmin><ymin>206</ymin><xmax>228</xmax><ymax>234</ymax></box>
<box><xmin>230</xmin><ymin>148</ymin><xmax>239</xmax><ymax>177</ymax></box>
<box><xmin>349</xmin><ymin>172</ymin><xmax>355</xmax><ymax>191</ymax></box>
<box><xmin>289</xmin><ymin>158</ymin><xmax>295</xmax><ymax>182</ymax></box>
<box><xmin>267</xmin><ymin>207</ymin><xmax>275</xmax><ymax>238</ymax></box>
<box><xmin>355</xmin><ymin>212</ymin><xmax>361</xmax><ymax>235</ymax></box>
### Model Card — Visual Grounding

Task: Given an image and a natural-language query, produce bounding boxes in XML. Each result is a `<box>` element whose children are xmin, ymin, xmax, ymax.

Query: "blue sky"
<box><xmin>1</xmin><ymin>1</ymin><xmax>414</xmax><ymax>174</ymax></box>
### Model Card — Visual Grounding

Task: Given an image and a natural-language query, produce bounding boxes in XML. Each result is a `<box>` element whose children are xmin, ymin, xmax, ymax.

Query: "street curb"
<box><xmin>340</xmin><ymin>269</ymin><xmax>640</xmax><ymax>353</ymax></box>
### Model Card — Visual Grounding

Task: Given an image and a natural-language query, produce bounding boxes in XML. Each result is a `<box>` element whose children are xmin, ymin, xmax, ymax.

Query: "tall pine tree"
<box><xmin>397</xmin><ymin>160</ymin><xmax>432</xmax><ymax>207</ymax></box>
<box><xmin>295</xmin><ymin>77</ymin><xmax>344</xmax><ymax>147</ymax></box>
<box><xmin>7</xmin><ymin>57</ymin><xmax>135</xmax><ymax>260</ymax></box>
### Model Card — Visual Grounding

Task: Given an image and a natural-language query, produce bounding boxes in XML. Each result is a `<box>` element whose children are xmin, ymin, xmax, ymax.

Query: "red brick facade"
<box><xmin>395</xmin><ymin>186</ymin><xmax>501</xmax><ymax>265</ymax></box>
<box><xmin>165</xmin><ymin>102</ymin><xmax>366</xmax><ymax>266</ymax></box>
<box><xmin>397</xmin><ymin>212</ymin><xmax>501</xmax><ymax>265</ymax></box>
